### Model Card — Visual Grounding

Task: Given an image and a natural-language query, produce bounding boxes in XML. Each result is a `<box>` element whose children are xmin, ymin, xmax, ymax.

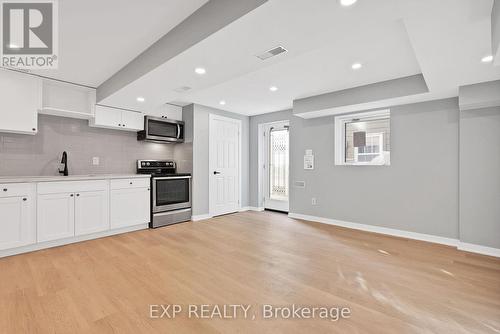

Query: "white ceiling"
<box><xmin>24</xmin><ymin>0</ymin><xmax>500</xmax><ymax>115</ymax></box>
<box><xmin>32</xmin><ymin>0</ymin><xmax>208</xmax><ymax>87</ymax></box>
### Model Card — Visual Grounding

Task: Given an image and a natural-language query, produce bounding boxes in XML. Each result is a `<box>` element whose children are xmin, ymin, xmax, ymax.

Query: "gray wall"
<box><xmin>293</xmin><ymin>74</ymin><xmax>428</xmax><ymax>118</ymax></box>
<box><xmin>0</xmin><ymin>114</ymin><xmax>174</xmax><ymax>176</ymax></box>
<box><xmin>191</xmin><ymin>104</ymin><xmax>250</xmax><ymax>216</ymax></box>
<box><xmin>249</xmin><ymin>109</ymin><xmax>293</xmax><ymax>207</ymax></box>
<box><xmin>288</xmin><ymin>98</ymin><xmax>460</xmax><ymax>239</ymax></box>
<box><xmin>173</xmin><ymin>104</ymin><xmax>194</xmax><ymax>174</ymax></box>
<box><xmin>459</xmin><ymin>107</ymin><xmax>500</xmax><ymax>248</ymax></box>
<box><xmin>459</xmin><ymin>80</ymin><xmax>500</xmax><ymax>111</ymax></box>
<box><xmin>493</xmin><ymin>0</ymin><xmax>499</xmax><ymax>64</ymax></box>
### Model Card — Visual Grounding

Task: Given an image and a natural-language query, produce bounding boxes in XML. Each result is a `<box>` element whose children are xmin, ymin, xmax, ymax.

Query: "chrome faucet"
<box><xmin>59</xmin><ymin>151</ymin><xmax>69</xmax><ymax>176</ymax></box>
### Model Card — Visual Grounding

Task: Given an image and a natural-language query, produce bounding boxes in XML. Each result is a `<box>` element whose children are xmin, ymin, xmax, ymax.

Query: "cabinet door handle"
<box><xmin>2</xmin><ymin>188</ymin><xmax>7</xmax><ymax>192</ymax></box>
<box><xmin>76</xmin><ymin>194</ymin><xmax>80</xmax><ymax>197</ymax></box>
<box><xmin>118</xmin><ymin>124</ymin><xmax>122</xmax><ymax>126</ymax></box>
<box><xmin>70</xmin><ymin>194</ymin><xmax>74</xmax><ymax>197</ymax></box>
<box><xmin>129</xmin><ymin>182</ymin><xmax>133</xmax><ymax>185</ymax></box>
<box><xmin>22</xmin><ymin>198</ymin><xmax>27</xmax><ymax>201</ymax></box>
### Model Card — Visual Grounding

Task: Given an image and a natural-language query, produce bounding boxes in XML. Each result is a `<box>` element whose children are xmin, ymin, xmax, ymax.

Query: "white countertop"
<box><xmin>0</xmin><ymin>174</ymin><xmax>151</xmax><ymax>184</ymax></box>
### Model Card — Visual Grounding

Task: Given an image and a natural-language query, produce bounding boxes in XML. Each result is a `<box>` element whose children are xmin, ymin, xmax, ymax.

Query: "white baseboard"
<box><xmin>191</xmin><ymin>214</ymin><xmax>213</xmax><ymax>221</ymax></box>
<box><xmin>458</xmin><ymin>242</ymin><xmax>500</xmax><ymax>258</ymax></box>
<box><xmin>193</xmin><ymin>207</ymin><xmax>263</xmax><ymax>221</ymax></box>
<box><xmin>288</xmin><ymin>212</ymin><xmax>499</xmax><ymax>258</ymax></box>
<box><xmin>238</xmin><ymin>206</ymin><xmax>265</xmax><ymax>212</ymax></box>
<box><xmin>0</xmin><ymin>224</ymin><xmax>148</xmax><ymax>258</ymax></box>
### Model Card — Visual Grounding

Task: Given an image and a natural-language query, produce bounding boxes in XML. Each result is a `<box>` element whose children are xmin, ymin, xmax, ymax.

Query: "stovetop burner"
<box><xmin>148</xmin><ymin>172</ymin><xmax>192</xmax><ymax>177</ymax></box>
<box><xmin>136</xmin><ymin>160</ymin><xmax>191</xmax><ymax>178</ymax></box>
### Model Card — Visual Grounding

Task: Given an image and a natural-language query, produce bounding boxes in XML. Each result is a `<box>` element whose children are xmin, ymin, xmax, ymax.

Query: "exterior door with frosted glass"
<box><xmin>264</xmin><ymin>121</ymin><xmax>289</xmax><ymax>212</ymax></box>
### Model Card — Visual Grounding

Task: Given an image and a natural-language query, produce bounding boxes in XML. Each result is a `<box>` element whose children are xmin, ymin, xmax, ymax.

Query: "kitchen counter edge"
<box><xmin>0</xmin><ymin>174</ymin><xmax>151</xmax><ymax>184</ymax></box>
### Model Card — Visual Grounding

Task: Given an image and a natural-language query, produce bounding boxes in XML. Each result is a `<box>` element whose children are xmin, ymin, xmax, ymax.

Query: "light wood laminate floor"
<box><xmin>1</xmin><ymin>211</ymin><xmax>499</xmax><ymax>333</ymax></box>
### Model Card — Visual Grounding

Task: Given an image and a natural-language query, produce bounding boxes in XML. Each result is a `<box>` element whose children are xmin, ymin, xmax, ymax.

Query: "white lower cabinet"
<box><xmin>0</xmin><ymin>193</ymin><xmax>36</xmax><ymax>251</ymax></box>
<box><xmin>37</xmin><ymin>180</ymin><xmax>110</xmax><ymax>242</ymax></box>
<box><xmin>0</xmin><ymin>177</ymin><xmax>150</xmax><ymax>256</ymax></box>
<box><xmin>111</xmin><ymin>187</ymin><xmax>150</xmax><ymax>229</ymax></box>
<box><xmin>75</xmin><ymin>190</ymin><xmax>109</xmax><ymax>236</ymax></box>
<box><xmin>37</xmin><ymin>192</ymin><xmax>75</xmax><ymax>242</ymax></box>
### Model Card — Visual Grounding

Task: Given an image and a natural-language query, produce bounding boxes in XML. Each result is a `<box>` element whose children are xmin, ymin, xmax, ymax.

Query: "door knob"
<box><xmin>213</xmin><ymin>171</ymin><xmax>221</xmax><ymax>175</ymax></box>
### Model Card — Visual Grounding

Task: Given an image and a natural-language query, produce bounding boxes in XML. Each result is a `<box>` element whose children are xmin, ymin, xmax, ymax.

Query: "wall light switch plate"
<box><xmin>311</xmin><ymin>198</ymin><xmax>317</xmax><ymax>205</ymax></box>
<box><xmin>92</xmin><ymin>157</ymin><xmax>100</xmax><ymax>165</ymax></box>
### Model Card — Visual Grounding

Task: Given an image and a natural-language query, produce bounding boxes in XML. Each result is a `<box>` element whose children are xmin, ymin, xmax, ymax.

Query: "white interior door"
<box><xmin>263</xmin><ymin>121</ymin><xmax>289</xmax><ymax>212</ymax></box>
<box><xmin>209</xmin><ymin>114</ymin><xmax>241</xmax><ymax>216</ymax></box>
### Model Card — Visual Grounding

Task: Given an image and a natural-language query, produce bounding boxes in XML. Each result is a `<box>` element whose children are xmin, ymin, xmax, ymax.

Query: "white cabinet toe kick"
<box><xmin>0</xmin><ymin>176</ymin><xmax>151</xmax><ymax>258</ymax></box>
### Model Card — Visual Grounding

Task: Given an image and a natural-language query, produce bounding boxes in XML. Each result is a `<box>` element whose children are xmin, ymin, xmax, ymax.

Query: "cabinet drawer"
<box><xmin>111</xmin><ymin>178</ymin><xmax>150</xmax><ymax>190</ymax></box>
<box><xmin>37</xmin><ymin>180</ymin><xmax>108</xmax><ymax>194</ymax></box>
<box><xmin>0</xmin><ymin>183</ymin><xmax>34</xmax><ymax>198</ymax></box>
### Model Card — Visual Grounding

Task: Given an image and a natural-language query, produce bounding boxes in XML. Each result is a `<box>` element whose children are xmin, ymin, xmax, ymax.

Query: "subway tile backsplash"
<box><xmin>0</xmin><ymin>115</ymin><xmax>189</xmax><ymax>176</ymax></box>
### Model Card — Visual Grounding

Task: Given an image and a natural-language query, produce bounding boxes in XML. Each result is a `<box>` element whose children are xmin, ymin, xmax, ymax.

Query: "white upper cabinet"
<box><xmin>40</xmin><ymin>80</ymin><xmax>96</xmax><ymax>119</ymax></box>
<box><xmin>90</xmin><ymin>105</ymin><xmax>144</xmax><ymax>131</ymax></box>
<box><xmin>93</xmin><ymin>105</ymin><xmax>122</xmax><ymax>127</ymax></box>
<box><xmin>121</xmin><ymin>109</ymin><xmax>145</xmax><ymax>131</ymax></box>
<box><xmin>147</xmin><ymin>103</ymin><xmax>182</xmax><ymax>121</ymax></box>
<box><xmin>0</xmin><ymin>69</ymin><xmax>40</xmax><ymax>135</ymax></box>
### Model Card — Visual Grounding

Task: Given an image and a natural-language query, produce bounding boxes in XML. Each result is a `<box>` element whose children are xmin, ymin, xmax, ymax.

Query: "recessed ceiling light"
<box><xmin>219</xmin><ymin>100</ymin><xmax>226</xmax><ymax>105</ymax></box>
<box><xmin>481</xmin><ymin>55</ymin><xmax>493</xmax><ymax>63</ymax></box>
<box><xmin>195</xmin><ymin>67</ymin><xmax>206</xmax><ymax>75</ymax></box>
<box><xmin>269</xmin><ymin>86</ymin><xmax>278</xmax><ymax>92</ymax></box>
<box><xmin>340</xmin><ymin>0</ymin><xmax>357</xmax><ymax>7</ymax></box>
<box><xmin>136</xmin><ymin>97</ymin><xmax>145</xmax><ymax>102</ymax></box>
<box><xmin>351</xmin><ymin>62</ymin><xmax>362</xmax><ymax>70</ymax></box>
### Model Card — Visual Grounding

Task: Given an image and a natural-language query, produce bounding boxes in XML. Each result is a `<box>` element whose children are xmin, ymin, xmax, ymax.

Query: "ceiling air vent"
<box><xmin>173</xmin><ymin>86</ymin><xmax>192</xmax><ymax>93</ymax></box>
<box><xmin>256</xmin><ymin>46</ymin><xmax>288</xmax><ymax>60</ymax></box>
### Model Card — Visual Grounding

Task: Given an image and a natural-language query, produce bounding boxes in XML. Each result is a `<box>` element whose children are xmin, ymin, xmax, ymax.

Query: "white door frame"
<box><xmin>258</xmin><ymin>120</ymin><xmax>290</xmax><ymax>212</ymax></box>
<box><xmin>209</xmin><ymin>114</ymin><xmax>242</xmax><ymax>217</ymax></box>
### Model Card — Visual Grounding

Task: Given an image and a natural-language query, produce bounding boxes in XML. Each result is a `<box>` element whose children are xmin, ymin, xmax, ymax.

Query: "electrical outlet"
<box><xmin>92</xmin><ymin>157</ymin><xmax>100</xmax><ymax>166</ymax></box>
<box><xmin>311</xmin><ymin>197</ymin><xmax>317</xmax><ymax>205</ymax></box>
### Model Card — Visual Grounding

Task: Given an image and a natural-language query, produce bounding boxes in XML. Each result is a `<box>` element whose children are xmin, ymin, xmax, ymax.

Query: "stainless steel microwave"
<box><xmin>137</xmin><ymin>116</ymin><xmax>184</xmax><ymax>143</ymax></box>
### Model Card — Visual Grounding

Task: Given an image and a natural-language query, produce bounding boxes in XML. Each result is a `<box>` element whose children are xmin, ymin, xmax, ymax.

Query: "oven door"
<box><xmin>145</xmin><ymin>117</ymin><xmax>184</xmax><ymax>143</ymax></box>
<box><xmin>152</xmin><ymin>176</ymin><xmax>192</xmax><ymax>213</ymax></box>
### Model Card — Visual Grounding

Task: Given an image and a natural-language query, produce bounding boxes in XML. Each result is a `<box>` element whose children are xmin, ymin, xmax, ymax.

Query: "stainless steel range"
<box><xmin>137</xmin><ymin>160</ymin><xmax>191</xmax><ymax>228</ymax></box>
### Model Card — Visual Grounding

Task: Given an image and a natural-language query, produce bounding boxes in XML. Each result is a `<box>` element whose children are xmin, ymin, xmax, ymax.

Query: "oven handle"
<box><xmin>154</xmin><ymin>176</ymin><xmax>192</xmax><ymax>180</ymax></box>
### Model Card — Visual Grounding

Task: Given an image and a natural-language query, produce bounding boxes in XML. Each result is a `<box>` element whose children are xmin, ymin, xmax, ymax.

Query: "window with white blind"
<box><xmin>335</xmin><ymin>109</ymin><xmax>391</xmax><ymax>166</ymax></box>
